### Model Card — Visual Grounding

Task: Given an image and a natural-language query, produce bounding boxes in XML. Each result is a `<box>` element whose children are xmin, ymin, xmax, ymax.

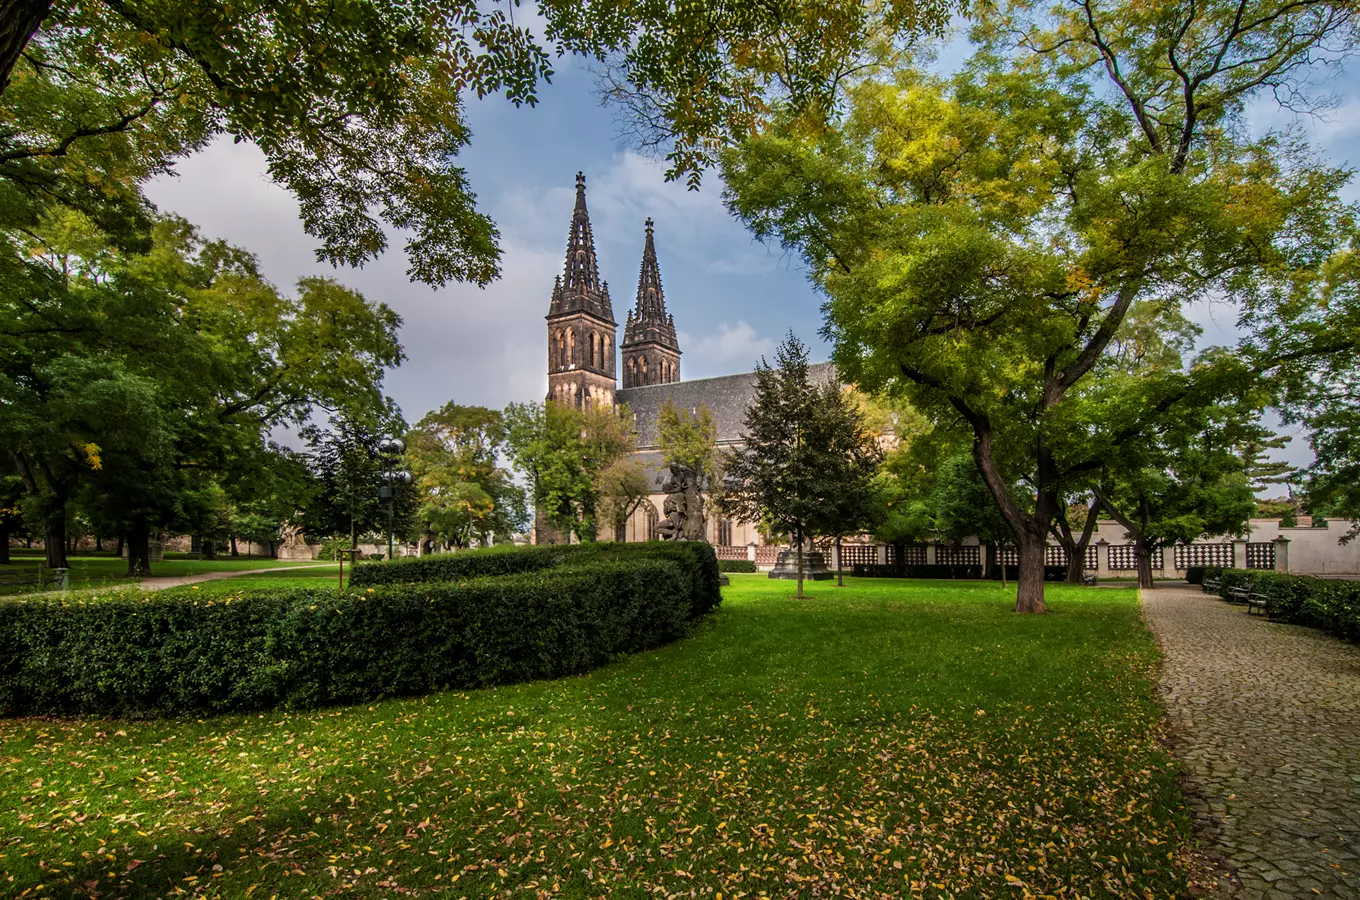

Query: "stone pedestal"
<box><xmin>767</xmin><ymin>548</ymin><xmax>835</xmax><ymax>581</ymax></box>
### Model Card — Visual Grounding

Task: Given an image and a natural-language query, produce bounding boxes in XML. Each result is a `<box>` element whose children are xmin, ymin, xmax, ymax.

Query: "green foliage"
<box><xmin>0</xmin><ymin>544</ymin><xmax>721</xmax><ymax>717</ymax></box>
<box><xmin>658</xmin><ymin>399</ymin><xmax>719</xmax><ymax>483</ymax></box>
<box><xmin>720</xmin><ymin>333</ymin><xmax>880</xmax><ymax>558</ymax></box>
<box><xmin>352</xmin><ymin>541</ymin><xmax>722</xmax><ymax>620</ymax></box>
<box><xmin>1212</xmin><ymin>569</ymin><xmax>1360</xmax><ymax>643</ymax></box>
<box><xmin>2</xmin><ymin>0</ymin><xmax>565</xmax><ymax>286</ymax></box>
<box><xmin>718</xmin><ymin>559</ymin><xmax>757</xmax><ymax>573</ymax></box>
<box><xmin>0</xmin><ymin>578</ymin><xmax>1197</xmax><ymax>898</ymax></box>
<box><xmin>719</xmin><ymin>0</ymin><xmax>1358</xmax><ymax>611</ymax></box>
<box><xmin>404</xmin><ymin>404</ymin><xmax>526</xmax><ymax>549</ymax></box>
<box><xmin>1</xmin><ymin>212</ymin><xmax>403</xmax><ymax>570</ymax></box>
<box><xmin>503</xmin><ymin>401</ymin><xmax>637</xmax><ymax>543</ymax></box>
<box><xmin>545</xmin><ymin>0</ymin><xmax>951</xmax><ymax>186</ymax></box>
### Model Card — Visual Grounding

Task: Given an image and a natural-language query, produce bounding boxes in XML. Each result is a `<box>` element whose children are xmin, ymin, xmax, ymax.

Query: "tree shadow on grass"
<box><xmin>22</xmin><ymin>806</ymin><xmax>331</xmax><ymax>899</ymax></box>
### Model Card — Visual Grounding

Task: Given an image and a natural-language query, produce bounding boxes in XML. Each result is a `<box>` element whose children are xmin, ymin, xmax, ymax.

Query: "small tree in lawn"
<box><xmin>721</xmin><ymin>334</ymin><xmax>870</xmax><ymax>598</ymax></box>
<box><xmin>816</xmin><ymin>390</ymin><xmax>882</xmax><ymax>586</ymax></box>
<box><xmin>658</xmin><ymin>399</ymin><xmax>720</xmax><ymax>485</ymax></box>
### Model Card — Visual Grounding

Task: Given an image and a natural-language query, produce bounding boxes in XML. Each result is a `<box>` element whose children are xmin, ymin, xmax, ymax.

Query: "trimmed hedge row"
<box><xmin>350</xmin><ymin>541</ymin><xmax>723</xmax><ymax>620</ymax></box>
<box><xmin>718</xmin><ymin>559</ymin><xmax>757</xmax><ymax>573</ymax></box>
<box><xmin>0</xmin><ymin>558</ymin><xmax>699</xmax><ymax>718</ymax></box>
<box><xmin>1208</xmin><ymin>568</ymin><xmax>1360</xmax><ymax>643</ymax></box>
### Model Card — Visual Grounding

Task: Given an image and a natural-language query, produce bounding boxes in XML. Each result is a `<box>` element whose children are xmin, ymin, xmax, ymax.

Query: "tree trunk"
<box><xmin>0</xmin><ymin>517</ymin><xmax>9</xmax><ymax>564</ymax></box>
<box><xmin>201</xmin><ymin>538</ymin><xmax>215</xmax><ymax>560</ymax></box>
<box><xmin>126</xmin><ymin>518</ymin><xmax>152</xmax><ymax>576</ymax></box>
<box><xmin>44</xmin><ymin>519</ymin><xmax>66</xmax><ymax>568</ymax></box>
<box><xmin>1015</xmin><ymin>533</ymin><xmax>1047</xmax><ymax>613</ymax></box>
<box><xmin>0</xmin><ymin>0</ymin><xmax>52</xmax><ymax>95</ymax></box>
<box><xmin>95</xmin><ymin>534</ymin><xmax>102</xmax><ymax>552</ymax></box>
<box><xmin>796</xmin><ymin>527</ymin><xmax>805</xmax><ymax>599</ymax></box>
<box><xmin>190</xmin><ymin>534</ymin><xmax>200</xmax><ymax>554</ymax></box>
<box><xmin>116</xmin><ymin>533</ymin><xmax>124</xmax><ymax>558</ymax></box>
<box><xmin>230</xmin><ymin>535</ymin><xmax>239</xmax><ymax>557</ymax></box>
<box><xmin>267</xmin><ymin>540</ymin><xmax>276</xmax><ymax>559</ymax></box>
<box><xmin>835</xmin><ymin>535</ymin><xmax>844</xmax><ymax>586</ymax></box>
<box><xmin>1136</xmin><ymin>541</ymin><xmax>1155</xmax><ymax>590</ymax></box>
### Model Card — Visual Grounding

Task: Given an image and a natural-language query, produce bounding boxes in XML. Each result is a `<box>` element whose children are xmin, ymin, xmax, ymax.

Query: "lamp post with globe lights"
<box><xmin>377</xmin><ymin>435</ymin><xmax>412</xmax><ymax>560</ymax></box>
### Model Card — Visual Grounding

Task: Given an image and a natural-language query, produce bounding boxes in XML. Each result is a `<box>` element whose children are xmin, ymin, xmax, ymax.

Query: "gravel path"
<box><xmin>1142</xmin><ymin>586</ymin><xmax>1360</xmax><ymax>899</ymax></box>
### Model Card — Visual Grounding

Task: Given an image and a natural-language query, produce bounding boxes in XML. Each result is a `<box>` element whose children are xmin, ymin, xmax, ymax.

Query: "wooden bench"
<box><xmin>1081</xmin><ymin>572</ymin><xmax>1097</xmax><ymax>586</ymax></box>
<box><xmin>1246</xmin><ymin>592</ymin><xmax>1270</xmax><ymax>616</ymax></box>
<box><xmin>0</xmin><ymin>565</ymin><xmax>69</xmax><ymax>592</ymax></box>
<box><xmin>1225</xmin><ymin>586</ymin><xmax>1251</xmax><ymax>604</ymax></box>
<box><xmin>1202</xmin><ymin>576</ymin><xmax>1221</xmax><ymax>593</ymax></box>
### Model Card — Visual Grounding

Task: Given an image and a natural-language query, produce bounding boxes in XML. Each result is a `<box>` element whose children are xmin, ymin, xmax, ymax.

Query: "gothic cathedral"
<box><xmin>545</xmin><ymin>172</ymin><xmax>680</xmax><ymax>409</ymax></box>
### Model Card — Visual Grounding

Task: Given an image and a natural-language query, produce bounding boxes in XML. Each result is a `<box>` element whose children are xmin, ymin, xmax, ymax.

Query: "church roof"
<box><xmin>621</xmin><ymin>218</ymin><xmax>679</xmax><ymax>351</ymax></box>
<box><xmin>548</xmin><ymin>172</ymin><xmax>615</xmax><ymax>324</ymax></box>
<box><xmin>618</xmin><ymin>362</ymin><xmax>837</xmax><ymax>448</ymax></box>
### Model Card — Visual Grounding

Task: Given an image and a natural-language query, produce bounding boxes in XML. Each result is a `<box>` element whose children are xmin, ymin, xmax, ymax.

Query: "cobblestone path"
<box><xmin>1142</xmin><ymin>586</ymin><xmax>1360</xmax><ymax>899</ymax></box>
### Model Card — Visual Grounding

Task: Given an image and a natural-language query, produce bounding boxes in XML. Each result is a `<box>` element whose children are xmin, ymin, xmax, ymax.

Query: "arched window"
<box><xmin>644</xmin><ymin>502</ymin><xmax>659</xmax><ymax>541</ymax></box>
<box><xmin>588</xmin><ymin>331</ymin><xmax>596</xmax><ymax>368</ymax></box>
<box><xmin>641</xmin><ymin>356</ymin><xmax>648</xmax><ymax>383</ymax></box>
<box><xmin>718</xmin><ymin>519</ymin><xmax>733</xmax><ymax>545</ymax></box>
<box><xmin>628</xmin><ymin>357</ymin><xmax>637</xmax><ymax>385</ymax></box>
<box><xmin>568</xmin><ymin>329</ymin><xmax>576</xmax><ymax>366</ymax></box>
<box><xmin>555</xmin><ymin>331</ymin><xmax>564</xmax><ymax>370</ymax></box>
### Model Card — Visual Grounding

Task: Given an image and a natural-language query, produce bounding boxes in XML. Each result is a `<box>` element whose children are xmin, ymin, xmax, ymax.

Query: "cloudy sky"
<box><xmin>143</xmin><ymin>34</ymin><xmax>1359</xmax><ymax>469</ymax></box>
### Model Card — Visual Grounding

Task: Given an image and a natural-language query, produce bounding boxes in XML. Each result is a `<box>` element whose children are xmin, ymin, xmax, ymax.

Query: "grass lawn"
<box><xmin>0</xmin><ymin>555</ymin><xmax>330</xmax><ymax>593</ymax></box>
<box><xmin>0</xmin><ymin>576</ymin><xmax>1199</xmax><ymax>898</ymax></box>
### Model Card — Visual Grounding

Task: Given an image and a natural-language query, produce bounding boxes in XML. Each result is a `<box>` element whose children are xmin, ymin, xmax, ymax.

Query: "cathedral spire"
<box><xmin>624</xmin><ymin>218</ymin><xmax>679</xmax><ymax>351</ymax></box>
<box><xmin>563</xmin><ymin>171</ymin><xmax>601</xmax><ymax>293</ymax></box>
<box><xmin>549</xmin><ymin>171</ymin><xmax>614</xmax><ymax>322</ymax></box>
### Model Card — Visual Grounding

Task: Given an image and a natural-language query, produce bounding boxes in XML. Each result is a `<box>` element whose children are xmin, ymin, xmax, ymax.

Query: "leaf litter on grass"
<box><xmin>0</xmin><ymin>578</ymin><xmax>1205</xmax><ymax>898</ymax></box>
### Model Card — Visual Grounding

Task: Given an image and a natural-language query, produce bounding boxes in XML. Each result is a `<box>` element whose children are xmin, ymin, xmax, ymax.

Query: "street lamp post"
<box><xmin>377</xmin><ymin>436</ymin><xmax>412</xmax><ymax>560</ymax></box>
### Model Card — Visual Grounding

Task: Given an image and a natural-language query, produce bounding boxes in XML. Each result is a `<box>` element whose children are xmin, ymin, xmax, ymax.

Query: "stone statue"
<box><xmin>277</xmin><ymin>519</ymin><xmax>314</xmax><ymax>560</ymax></box>
<box><xmin>654</xmin><ymin>463</ymin><xmax>706</xmax><ymax>542</ymax></box>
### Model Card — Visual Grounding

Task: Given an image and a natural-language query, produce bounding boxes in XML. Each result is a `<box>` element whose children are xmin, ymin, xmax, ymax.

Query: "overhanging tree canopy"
<box><xmin>720</xmin><ymin>0</ymin><xmax>1358</xmax><ymax>612</ymax></box>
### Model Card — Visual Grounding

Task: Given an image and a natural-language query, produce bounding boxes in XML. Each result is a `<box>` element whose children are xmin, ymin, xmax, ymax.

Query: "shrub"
<box><xmin>349</xmin><ymin>544</ymin><xmax>568</xmax><ymax>584</ymax></box>
<box><xmin>1185</xmin><ymin>567</ymin><xmax>1204</xmax><ymax>585</ymax></box>
<box><xmin>719</xmin><ymin>559</ymin><xmax>757</xmax><ymax>573</ymax></box>
<box><xmin>0</xmin><ymin>559</ymin><xmax>697</xmax><ymax>718</ymax></box>
<box><xmin>352</xmin><ymin>541</ymin><xmax>722</xmax><ymax>620</ymax></box>
<box><xmin>1211</xmin><ymin>568</ymin><xmax>1360</xmax><ymax>644</ymax></box>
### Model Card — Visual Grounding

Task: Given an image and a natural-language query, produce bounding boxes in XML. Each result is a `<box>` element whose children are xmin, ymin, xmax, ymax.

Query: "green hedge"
<box><xmin>0</xmin><ymin>559</ymin><xmax>699</xmax><ymax>718</ymax></box>
<box><xmin>351</xmin><ymin>541</ymin><xmax>723</xmax><ymax>620</ymax></box>
<box><xmin>718</xmin><ymin>559</ymin><xmax>757</xmax><ymax>573</ymax></box>
<box><xmin>1211</xmin><ymin>569</ymin><xmax>1360</xmax><ymax>643</ymax></box>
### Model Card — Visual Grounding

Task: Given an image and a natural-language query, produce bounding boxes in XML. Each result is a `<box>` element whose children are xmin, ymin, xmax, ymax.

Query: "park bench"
<box><xmin>1225</xmin><ymin>586</ymin><xmax>1251</xmax><ymax>604</ymax></box>
<box><xmin>1081</xmin><ymin>572</ymin><xmax>1097</xmax><ymax>586</ymax></box>
<box><xmin>1202</xmin><ymin>576</ymin><xmax>1221</xmax><ymax>593</ymax></box>
<box><xmin>0</xmin><ymin>565</ymin><xmax>70</xmax><ymax>592</ymax></box>
<box><xmin>1245</xmin><ymin>592</ymin><xmax>1270</xmax><ymax>616</ymax></box>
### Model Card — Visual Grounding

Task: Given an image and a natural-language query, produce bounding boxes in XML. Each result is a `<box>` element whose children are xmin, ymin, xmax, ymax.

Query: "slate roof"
<box><xmin>618</xmin><ymin>362</ymin><xmax>837</xmax><ymax>449</ymax></box>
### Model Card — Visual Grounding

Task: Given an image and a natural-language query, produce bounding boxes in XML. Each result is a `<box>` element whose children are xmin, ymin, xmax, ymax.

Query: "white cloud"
<box><xmin>678</xmin><ymin>321</ymin><xmax>777</xmax><ymax>377</ymax></box>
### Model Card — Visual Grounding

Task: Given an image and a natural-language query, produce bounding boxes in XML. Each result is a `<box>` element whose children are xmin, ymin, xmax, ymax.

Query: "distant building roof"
<box><xmin>618</xmin><ymin>362</ymin><xmax>837</xmax><ymax>448</ymax></box>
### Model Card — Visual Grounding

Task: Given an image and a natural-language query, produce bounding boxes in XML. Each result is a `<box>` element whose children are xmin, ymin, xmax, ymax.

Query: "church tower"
<box><xmin>620</xmin><ymin>218</ymin><xmax>681</xmax><ymax>388</ymax></box>
<box><xmin>546</xmin><ymin>172</ymin><xmax>617</xmax><ymax>409</ymax></box>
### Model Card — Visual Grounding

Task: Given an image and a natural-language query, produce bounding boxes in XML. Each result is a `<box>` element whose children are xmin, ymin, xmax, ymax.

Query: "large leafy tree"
<box><xmin>720</xmin><ymin>0</ymin><xmax>1357</xmax><ymax>612</ymax></box>
<box><xmin>504</xmin><ymin>400</ymin><xmax>636</xmax><ymax>544</ymax></box>
<box><xmin>1094</xmin><ymin>403</ymin><xmax>1259</xmax><ymax>589</ymax></box>
<box><xmin>1</xmin><ymin>211</ymin><xmax>402</xmax><ymax>571</ymax></box>
<box><xmin>301</xmin><ymin>409</ymin><xmax>410</xmax><ymax>545</ymax></box>
<box><xmin>404</xmin><ymin>403</ymin><xmax>526</xmax><ymax>550</ymax></box>
<box><xmin>0</xmin><ymin>0</ymin><xmax>562</xmax><ymax>285</ymax></box>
